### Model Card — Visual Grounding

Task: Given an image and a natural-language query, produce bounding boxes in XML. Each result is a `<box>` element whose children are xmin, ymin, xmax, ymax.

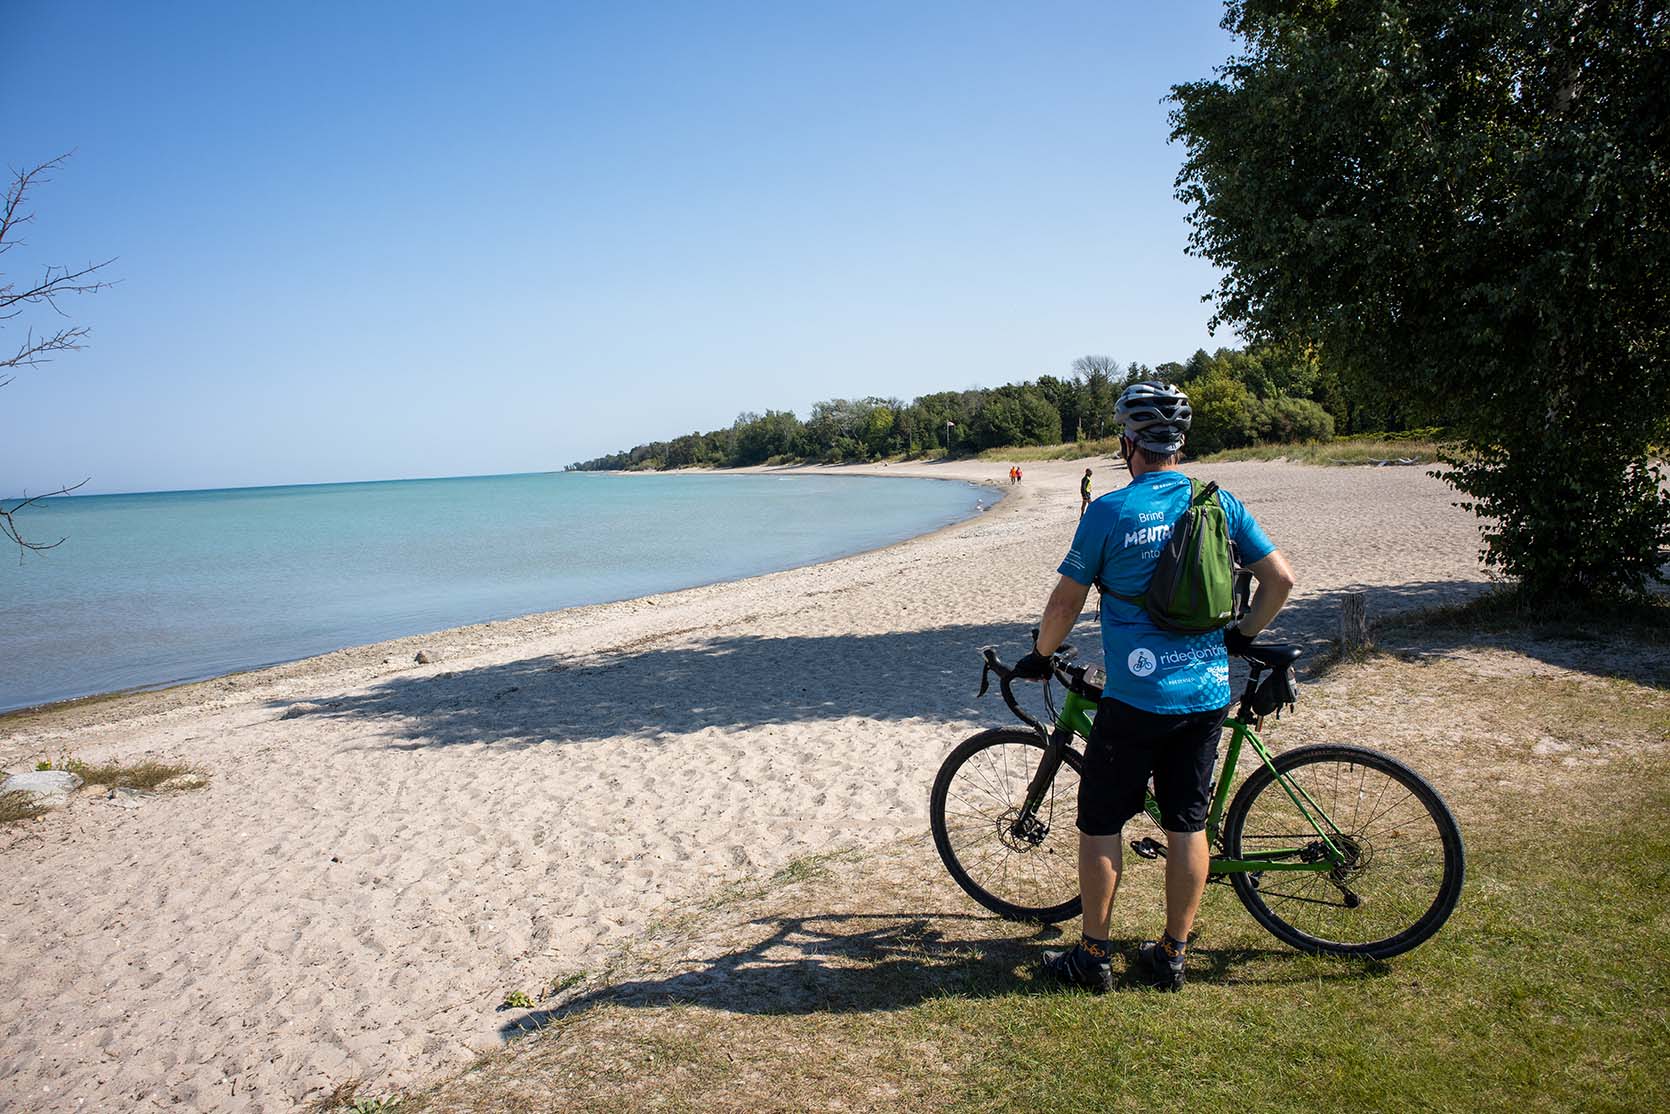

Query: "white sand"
<box><xmin>0</xmin><ymin>458</ymin><xmax>1486</xmax><ymax>1112</ymax></box>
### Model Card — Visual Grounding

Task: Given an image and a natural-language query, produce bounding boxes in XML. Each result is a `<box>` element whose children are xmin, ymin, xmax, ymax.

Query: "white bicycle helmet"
<box><xmin>1114</xmin><ymin>380</ymin><xmax>1192</xmax><ymax>454</ymax></box>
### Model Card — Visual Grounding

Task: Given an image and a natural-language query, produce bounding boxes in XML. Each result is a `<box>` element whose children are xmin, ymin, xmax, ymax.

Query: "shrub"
<box><xmin>1252</xmin><ymin>396</ymin><xmax>1335</xmax><ymax>443</ymax></box>
<box><xmin>1186</xmin><ymin>373</ymin><xmax>1258</xmax><ymax>455</ymax></box>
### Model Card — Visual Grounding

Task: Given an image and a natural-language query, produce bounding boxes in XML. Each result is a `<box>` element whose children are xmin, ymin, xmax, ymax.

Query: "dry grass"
<box><xmin>976</xmin><ymin>434</ymin><xmax>1443</xmax><ymax>468</ymax></box>
<box><xmin>976</xmin><ymin>437</ymin><xmax>1123</xmax><ymax>463</ymax></box>
<box><xmin>0</xmin><ymin>789</ymin><xmax>48</xmax><ymax>824</ymax></box>
<box><xmin>37</xmin><ymin>756</ymin><xmax>205</xmax><ymax>791</ymax></box>
<box><xmin>1388</xmin><ymin>586</ymin><xmax>1670</xmax><ymax>646</ymax></box>
<box><xmin>1197</xmin><ymin>438</ymin><xmax>1441</xmax><ymax>466</ymax></box>
<box><xmin>391</xmin><ymin>628</ymin><xmax>1669</xmax><ymax>1114</ymax></box>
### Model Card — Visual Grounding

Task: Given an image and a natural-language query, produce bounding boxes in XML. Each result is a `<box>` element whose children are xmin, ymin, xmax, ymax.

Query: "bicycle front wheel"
<box><xmin>930</xmin><ymin>728</ymin><xmax>1084</xmax><ymax>923</ymax></box>
<box><xmin>1222</xmin><ymin>744</ymin><xmax>1464</xmax><ymax>959</ymax></box>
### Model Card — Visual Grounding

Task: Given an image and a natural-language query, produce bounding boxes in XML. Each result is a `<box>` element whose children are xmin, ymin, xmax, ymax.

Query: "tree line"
<box><xmin>567</xmin><ymin>346</ymin><xmax>1387</xmax><ymax>472</ymax></box>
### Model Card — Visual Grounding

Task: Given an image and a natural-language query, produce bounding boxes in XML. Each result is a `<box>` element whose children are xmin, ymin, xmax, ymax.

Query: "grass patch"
<box><xmin>976</xmin><ymin>437</ymin><xmax>1124</xmax><ymax>463</ymax></box>
<box><xmin>1197</xmin><ymin>437</ymin><xmax>1440</xmax><ymax>466</ymax></box>
<box><xmin>401</xmin><ymin>644</ymin><xmax>1668</xmax><ymax>1114</ymax></box>
<box><xmin>0</xmin><ymin>789</ymin><xmax>48</xmax><ymax>824</ymax></box>
<box><xmin>971</xmin><ymin>434</ymin><xmax>1442</xmax><ymax>467</ymax></box>
<box><xmin>34</xmin><ymin>755</ymin><xmax>206</xmax><ymax>790</ymax></box>
<box><xmin>1387</xmin><ymin>585</ymin><xmax>1670</xmax><ymax>645</ymax></box>
<box><xmin>308</xmin><ymin>1078</ymin><xmax>406</xmax><ymax>1113</ymax></box>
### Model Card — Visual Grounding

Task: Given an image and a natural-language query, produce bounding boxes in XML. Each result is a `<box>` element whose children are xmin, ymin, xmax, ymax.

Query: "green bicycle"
<box><xmin>929</xmin><ymin>640</ymin><xmax>1464</xmax><ymax>959</ymax></box>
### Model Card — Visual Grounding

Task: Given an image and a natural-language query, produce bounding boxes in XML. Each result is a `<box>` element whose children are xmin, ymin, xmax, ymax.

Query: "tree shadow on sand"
<box><xmin>276</xmin><ymin>578</ymin><xmax>1663</xmax><ymax>751</ymax></box>
<box><xmin>499</xmin><ymin>905</ymin><xmax>1390</xmax><ymax>1037</ymax></box>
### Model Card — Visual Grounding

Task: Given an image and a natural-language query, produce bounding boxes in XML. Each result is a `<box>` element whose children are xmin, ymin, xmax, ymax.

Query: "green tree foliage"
<box><xmin>732</xmin><ymin>410</ymin><xmax>802</xmax><ymax>466</ymax></box>
<box><xmin>1170</xmin><ymin>0</ymin><xmax>1670</xmax><ymax>599</ymax></box>
<box><xmin>1187</xmin><ymin>372</ymin><xmax>1259</xmax><ymax>455</ymax></box>
<box><xmin>568</xmin><ymin>331</ymin><xmax>1404</xmax><ymax>473</ymax></box>
<box><xmin>1253</xmin><ymin>396</ymin><xmax>1335</xmax><ymax>444</ymax></box>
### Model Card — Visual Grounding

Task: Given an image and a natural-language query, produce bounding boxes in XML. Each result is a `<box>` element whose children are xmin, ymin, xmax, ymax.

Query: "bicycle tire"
<box><xmin>1222</xmin><ymin>744</ymin><xmax>1464</xmax><ymax>959</ymax></box>
<box><xmin>929</xmin><ymin>727</ymin><xmax>1084</xmax><ymax>923</ymax></box>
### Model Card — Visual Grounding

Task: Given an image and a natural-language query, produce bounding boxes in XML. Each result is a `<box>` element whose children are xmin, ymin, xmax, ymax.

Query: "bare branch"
<box><xmin>1</xmin><ymin>478</ymin><xmax>90</xmax><ymax>557</ymax></box>
<box><xmin>3</xmin><ymin>325</ymin><xmax>89</xmax><ymax>370</ymax></box>
<box><xmin>0</xmin><ymin>260</ymin><xmax>117</xmax><ymax>316</ymax></box>
<box><xmin>2</xmin><ymin>152</ymin><xmax>107</xmax><ymax>554</ymax></box>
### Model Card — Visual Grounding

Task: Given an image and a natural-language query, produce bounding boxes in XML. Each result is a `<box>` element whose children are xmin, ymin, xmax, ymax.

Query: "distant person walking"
<box><xmin>1080</xmin><ymin>468</ymin><xmax>1093</xmax><ymax>518</ymax></box>
<box><xmin>1008</xmin><ymin>466</ymin><xmax>1018</xmax><ymax>485</ymax></box>
<box><xmin>1016</xmin><ymin>467</ymin><xmax>1024</xmax><ymax>484</ymax></box>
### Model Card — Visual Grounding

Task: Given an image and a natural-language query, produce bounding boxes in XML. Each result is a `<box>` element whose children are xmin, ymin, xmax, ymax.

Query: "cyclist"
<box><xmin>1011</xmin><ymin>380</ymin><xmax>1296</xmax><ymax>992</ymax></box>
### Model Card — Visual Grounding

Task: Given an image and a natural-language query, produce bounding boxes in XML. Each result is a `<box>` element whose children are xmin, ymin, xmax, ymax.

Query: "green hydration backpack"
<box><xmin>1107</xmin><ymin>478</ymin><xmax>1246</xmax><ymax>634</ymax></box>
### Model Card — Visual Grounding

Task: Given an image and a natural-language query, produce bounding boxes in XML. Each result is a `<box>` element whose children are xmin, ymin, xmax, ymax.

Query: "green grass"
<box><xmin>932</xmin><ymin>777</ymin><xmax>1669</xmax><ymax>1114</ymax></box>
<box><xmin>398</xmin><ymin>642</ymin><xmax>1668</xmax><ymax>1114</ymax></box>
<box><xmin>417</xmin><ymin>771</ymin><xmax>1669</xmax><ymax>1114</ymax></box>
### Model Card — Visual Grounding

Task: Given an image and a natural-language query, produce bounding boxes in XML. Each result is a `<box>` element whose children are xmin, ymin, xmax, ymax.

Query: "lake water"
<box><xmin>1</xmin><ymin>471</ymin><xmax>988</xmax><ymax>712</ymax></box>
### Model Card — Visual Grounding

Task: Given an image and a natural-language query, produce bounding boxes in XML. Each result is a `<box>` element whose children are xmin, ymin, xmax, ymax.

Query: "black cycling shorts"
<box><xmin>1076</xmin><ymin>697</ymin><xmax>1229</xmax><ymax>835</ymax></box>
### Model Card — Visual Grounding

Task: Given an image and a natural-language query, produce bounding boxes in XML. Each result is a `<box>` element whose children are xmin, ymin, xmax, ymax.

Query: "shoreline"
<box><xmin>0</xmin><ymin>468</ymin><xmax>1005</xmax><ymax>729</ymax></box>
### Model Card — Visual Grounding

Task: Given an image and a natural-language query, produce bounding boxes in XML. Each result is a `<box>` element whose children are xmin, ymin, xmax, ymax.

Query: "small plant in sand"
<box><xmin>500</xmin><ymin>990</ymin><xmax>535</xmax><ymax>1010</ymax></box>
<box><xmin>311</xmin><ymin>1079</ymin><xmax>404</xmax><ymax>1113</ymax></box>
<box><xmin>548</xmin><ymin>971</ymin><xmax>588</xmax><ymax>996</ymax></box>
<box><xmin>36</xmin><ymin>755</ymin><xmax>207</xmax><ymax>791</ymax></box>
<box><xmin>347</xmin><ymin>1099</ymin><xmax>403</xmax><ymax>1114</ymax></box>
<box><xmin>0</xmin><ymin>790</ymin><xmax>47</xmax><ymax>825</ymax></box>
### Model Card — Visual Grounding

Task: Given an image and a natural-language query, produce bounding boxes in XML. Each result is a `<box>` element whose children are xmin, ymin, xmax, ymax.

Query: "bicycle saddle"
<box><xmin>1242</xmin><ymin>643</ymin><xmax>1302</xmax><ymax>671</ymax></box>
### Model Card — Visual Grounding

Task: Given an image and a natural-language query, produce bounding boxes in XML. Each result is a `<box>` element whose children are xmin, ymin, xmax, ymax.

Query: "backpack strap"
<box><xmin>1097</xmin><ymin>476</ymin><xmax>1202</xmax><ymax>602</ymax></box>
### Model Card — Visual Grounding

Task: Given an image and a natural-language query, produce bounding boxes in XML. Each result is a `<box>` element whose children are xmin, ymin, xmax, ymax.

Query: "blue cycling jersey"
<box><xmin>1058</xmin><ymin>470</ymin><xmax>1275</xmax><ymax>714</ymax></box>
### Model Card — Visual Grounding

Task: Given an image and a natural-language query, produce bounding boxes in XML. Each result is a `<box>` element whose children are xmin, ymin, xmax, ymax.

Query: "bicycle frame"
<box><xmin>1046</xmin><ymin>687</ymin><xmax>1348</xmax><ymax>876</ymax></box>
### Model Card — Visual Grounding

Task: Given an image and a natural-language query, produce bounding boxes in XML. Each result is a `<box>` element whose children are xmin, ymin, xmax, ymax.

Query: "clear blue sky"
<box><xmin>3</xmin><ymin>1</ymin><xmax>1238</xmax><ymax>495</ymax></box>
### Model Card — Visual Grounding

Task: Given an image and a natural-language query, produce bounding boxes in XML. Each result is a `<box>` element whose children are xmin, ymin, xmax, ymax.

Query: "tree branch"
<box><xmin>3</xmin><ymin>325</ymin><xmax>89</xmax><ymax>371</ymax></box>
<box><xmin>2</xmin><ymin>152</ymin><xmax>108</xmax><ymax>553</ymax></box>
<box><xmin>0</xmin><ymin>478</ymin><xmax>89</xmax><ymax>557</ymax></box>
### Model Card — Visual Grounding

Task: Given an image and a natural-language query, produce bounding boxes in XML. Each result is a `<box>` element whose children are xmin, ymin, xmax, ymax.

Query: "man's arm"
<box><xmin>1233</xmin><ymin>550</ymin><xmax>1297</xmax><ymax>639</ymax></box>
<box><xmin>1035</xmin><ymin>574</ymin><xmax>1091</xmax><ymax>656</ymax></box>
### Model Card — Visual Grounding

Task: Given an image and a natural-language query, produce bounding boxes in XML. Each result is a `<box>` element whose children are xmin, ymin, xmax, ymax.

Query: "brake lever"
<box><xmin>977</xmin><ymin>646</ymin><xmax>999</xmax><ymax>698</ymax></box>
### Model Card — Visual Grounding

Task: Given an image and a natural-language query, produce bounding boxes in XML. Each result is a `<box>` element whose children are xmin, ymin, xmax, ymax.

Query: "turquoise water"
<box><xmin>1</xmin><ymin>472</ymin><xmax>988</xmax><ymax>712</ymax></box>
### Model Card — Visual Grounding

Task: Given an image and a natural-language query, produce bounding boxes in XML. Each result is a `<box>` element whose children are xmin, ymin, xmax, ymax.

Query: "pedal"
<box><xmin>1130</xmin><ymin>837</ymin><xmax>1166</xmax><ymax>860</ymax></box>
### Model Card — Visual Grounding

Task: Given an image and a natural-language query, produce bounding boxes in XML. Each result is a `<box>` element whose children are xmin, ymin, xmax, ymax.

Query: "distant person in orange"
<box><xmin>1008</xmin><ymin>466</ymin><xmax>1017</xmax><ymax>484</ymax></box>
<box><xmin>1080</xmin><ymin>468</ymin><xmax>1093</xmax><ymax>517</ymax></box>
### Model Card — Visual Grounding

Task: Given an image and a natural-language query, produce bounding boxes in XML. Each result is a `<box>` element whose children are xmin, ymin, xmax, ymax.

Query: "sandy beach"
<box><xmin>0</xmin><ymin>458</ymin><xmax>1489</xmax><ymax>1112</ymax></box>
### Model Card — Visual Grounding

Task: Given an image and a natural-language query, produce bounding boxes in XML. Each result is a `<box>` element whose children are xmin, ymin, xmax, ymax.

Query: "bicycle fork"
<box><xmin>1008</xmin><ymin>726</ymin><xmax>1073</xmax><ymax>845</ymax></box>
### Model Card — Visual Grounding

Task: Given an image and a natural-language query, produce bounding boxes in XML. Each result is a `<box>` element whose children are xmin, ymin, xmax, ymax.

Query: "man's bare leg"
<box><xmin>1162</xmin><ymin>828</ymin><xmax>1210</xmax><ymax>942</ymax></box>
<box><xmin>1079</xmin><ymin>832</ymin><xmax>1123</xmax><ymax>939</ymax></box>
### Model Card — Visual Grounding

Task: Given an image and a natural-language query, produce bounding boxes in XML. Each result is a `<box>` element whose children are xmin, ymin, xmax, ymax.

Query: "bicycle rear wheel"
<box><xmin>1222</xmin><ymin>744</ymin><xmax>1464</xmax><ymax>959</ymax></box>
<box><xmin>930</xmin><ymin>728</ymin><xmax>1083</xmax><ymax>922</ymax></box>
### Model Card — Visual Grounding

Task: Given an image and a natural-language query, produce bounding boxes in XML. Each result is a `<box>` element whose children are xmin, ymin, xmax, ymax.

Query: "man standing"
<box><xmin>1010</xmin><ymin>381</ymin><xmax>1296</xmax><ymax>992</ymax></box>
<box><xmin>1080</xmin><ymin>467</ymin><xmax>1093</xmax><ymax>517</ymax></box>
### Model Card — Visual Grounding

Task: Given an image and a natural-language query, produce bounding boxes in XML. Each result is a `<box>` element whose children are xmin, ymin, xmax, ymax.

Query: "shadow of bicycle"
<box><xmin>502</xmin><ymin>903</ymin><xmax>1390</xmax><ymax>1037</ymax></box>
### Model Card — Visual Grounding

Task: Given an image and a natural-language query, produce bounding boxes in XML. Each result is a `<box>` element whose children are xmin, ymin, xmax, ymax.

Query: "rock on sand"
<box><xmin>1</xmin><ymin>770</ymin><xmax>84</xmax><ymax>810</ymax></box>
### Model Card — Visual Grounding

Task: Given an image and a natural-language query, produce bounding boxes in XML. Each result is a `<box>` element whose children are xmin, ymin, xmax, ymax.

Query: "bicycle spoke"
<box><xmin>1230</xmin><ymin>751</ymin><xmax>1458</xmax><ymax>953</ymax></box>
<box><xmin>934</xmin><ymin>735</ymin><xmax>1082</xmax><ymax>913</ymax></box>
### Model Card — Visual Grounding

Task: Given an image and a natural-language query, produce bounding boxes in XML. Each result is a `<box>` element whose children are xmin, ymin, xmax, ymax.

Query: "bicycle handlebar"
<box><xmin>977</xmin><ymin>646</ymin><xmax>1068</xmax><ymax>739</ymax></box>
<box><xmin>979</xmin><ymin>636</ymin><xmax>1292</xmax><ymax>738</ymax></box>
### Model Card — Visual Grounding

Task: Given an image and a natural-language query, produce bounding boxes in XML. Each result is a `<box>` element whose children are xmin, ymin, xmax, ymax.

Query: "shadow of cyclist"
<box><xmin>499</xmin><ymin>906</ymin><xmax>1388</xmax><ymax>1038</ymax></box>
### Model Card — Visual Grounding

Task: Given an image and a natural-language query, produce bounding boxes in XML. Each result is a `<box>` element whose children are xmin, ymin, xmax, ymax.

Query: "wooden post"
<box><xmin>1341</xmin><ymin>591</ymin><xmax>1369</xmax><ymax>656</ymax></box>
